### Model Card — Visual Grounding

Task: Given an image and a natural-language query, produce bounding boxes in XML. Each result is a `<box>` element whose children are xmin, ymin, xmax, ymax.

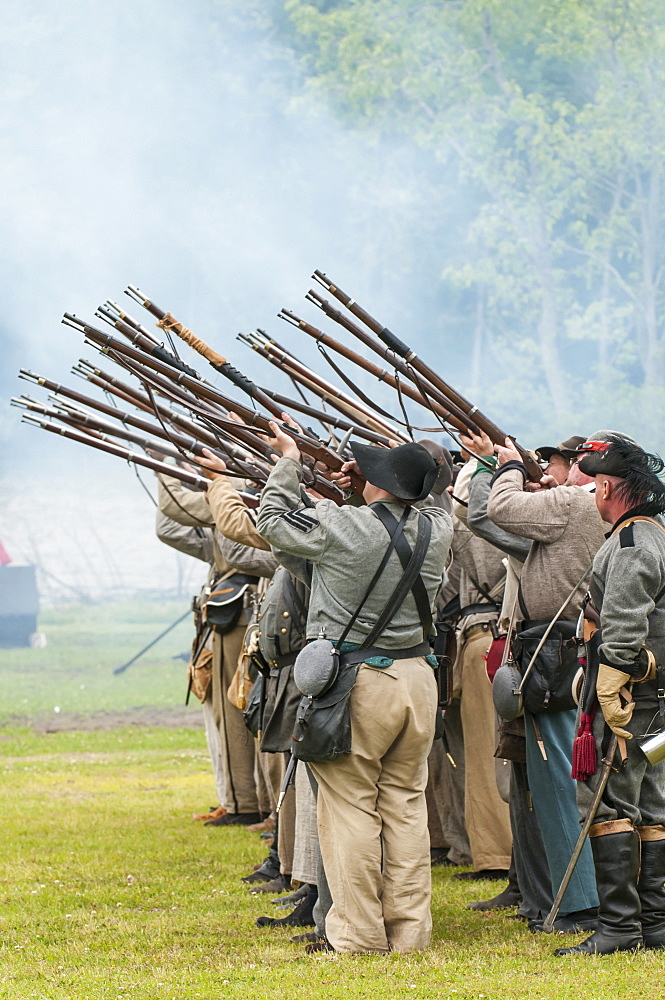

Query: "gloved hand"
<box><xmin>596</xmin><ymin>663</ymin><xmax>634</xmax><ymax>738</ymax></box>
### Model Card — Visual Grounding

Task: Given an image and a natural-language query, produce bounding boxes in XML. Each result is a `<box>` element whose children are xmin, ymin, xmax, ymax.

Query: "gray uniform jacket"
<box><xmin>219</xmin><ymin>537</ymin><xmax>278</xmax><ymax>579</ymax></box>
<box><xmin>590</xmin><ymin>512</ymin><xmax>665</xmax><ymax>706</ymax></box>
<box><xmin>258</xmin><ymin>566</ymin><xmax>310</xmax><ymax>666</ymax></box>
<box><xmin>256</xmin><ymin>457</ymin><xmax>453</xmax><ymax>648</ymax></box>
<box><xmin>467</xmin><ymin>471</ymin><xmax>531</xmax><ymax>563</ymax></box>
<box><xmin>155</xmin><ymin>510</ymin><xmax>214</xmax><ymax>564</ymax></box>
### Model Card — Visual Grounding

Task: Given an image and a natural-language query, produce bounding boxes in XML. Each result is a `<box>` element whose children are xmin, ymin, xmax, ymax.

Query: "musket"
<box><xmin>74</xmin><ymin>361</ymin><xmax>270</xmax><ymax>473</ymax></box>
<box><xmin>310</xmin><ymin>271</ymin><xmax>543</xmax><ymax>482</ymax></box>
<box><xmin>65</xmin><ymin>321</ymin><xmax>360</xmax><ymax>498</ymax></box>
<box><xmin>80</xmin><ymin>337</ymin><xmax>349</xmax><ymax>502</ymax></box>
<box><xmin>21</xmin><ymin>415</ymin><xmax>213</xmax><ymax>490</ymax></box>
<box><xmin>257</xmin><ymin>385</ymin><xmax>392</xmax><ymax>446</ymax></box>
<box><xmin>12</xmin><ymin>396</ymin><xmax>185</xmax><ymax>465</ymax></box>
<box><xmin>102</xmin><ymin>299</ymin><xmax>163</xmax><ymax>345</ymax></box>
<box><xmin>19</xmin><ymin>370</ymin><xmax>223</xmax><ymax>463</ymax></box>
<box><xmin>242</xmin><ymin>329</ymin><xmax>407</xmax><ymax>442</ymax></box>
<box><xmin>123</xmin><ymin>286</ymin><xmax>293</xmax><ymax>423</ymax></box>
<box><xmin>73</xmin><ymin>360</ymin><xmax>157</xmax><ymax>415</ymax></box>
<box><xmin>64</xmin><ymin>312</ymin><xmax>201</xmax><ymax>382</ymax></box>
<box><xmin>541</xmin><ymin>733</ymin><xmax>619</xmax><ymax>933</ymax></box>
<box><xmin>73</xmin><ymin>361</ymin><xmax>253</xmax><ymax>458</ymax></box>
<box><xmin>47</xmin><ymin>397</ymin><xmax>261</xmax><ymax>482</ymax></box>
<box><xmin>278</xmin><ymin>309</ymin><xmax>476</xmax><ymax>437</ymax></box>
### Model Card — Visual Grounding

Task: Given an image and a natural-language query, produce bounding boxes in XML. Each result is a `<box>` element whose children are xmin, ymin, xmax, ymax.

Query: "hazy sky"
<box><xmin>0</xmin><ymin>0</ymin><xmax>443</xmax><ymax>595</ymax></box>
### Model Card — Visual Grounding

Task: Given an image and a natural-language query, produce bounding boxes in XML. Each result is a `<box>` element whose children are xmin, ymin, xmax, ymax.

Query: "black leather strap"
<box><xmin>335</xmin><ymin>505</ymin><xmax>411</xmax><ymax>651</ymax></box>
<box><xmin>371</xmin><ymin>503</ymin><xmax>433</xmax><ymax>642</ymax></box>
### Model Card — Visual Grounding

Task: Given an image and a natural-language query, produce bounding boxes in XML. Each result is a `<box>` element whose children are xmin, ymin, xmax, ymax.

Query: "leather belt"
<box><xmin>464</xmin><ymin>622</ymin><xmax>492</xmax><ymax>640</ymax></box>
<box><xmin>459</xmin><ymin>602</ymin><xmax>499</xmax><ymax>618</ymax></box>
<box><xmin>339</xmin><ymin>641</ymin><xmax>431</xmax><ymax>666</ymax></box>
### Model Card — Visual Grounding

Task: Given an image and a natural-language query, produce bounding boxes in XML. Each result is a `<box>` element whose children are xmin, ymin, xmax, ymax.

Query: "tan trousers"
<box><xmin>459</xmin><ymin>628</ymin><xmax>512</xmax><ymax>870</ymax></box>
<box><xmin>211</xmin><ymin>626</ymin><xmax>258</xmax><ymax>814</ymax></box>
<box><xmin>310</xmin><ymin>657</ymin><xmax>436</xmax><ymax>954</ymax></box>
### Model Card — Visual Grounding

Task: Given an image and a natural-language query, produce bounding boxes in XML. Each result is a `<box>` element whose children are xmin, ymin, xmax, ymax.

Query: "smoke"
<box><xmin>0</xmin><ymin>0</ymin><xmax>446</xmax><ymax>596</ymax></box>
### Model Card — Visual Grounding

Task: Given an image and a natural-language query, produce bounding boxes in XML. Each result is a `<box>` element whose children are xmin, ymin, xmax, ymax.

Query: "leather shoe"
<box><xmin>205</xmin><ymin>812</ymin><xmax>262</xmax><ymax>827</ymax></box>
<box><xmin>467</xmin><ymin>884</ymin><xmax>522</xmax><ymax>910</ymax></box>
<box><xmin>454</xmin><ymin>869</ymin><xmax>510</xmax><ymax>882</ymax></box>
<box><xmin>249</xmin><ymin>873</ymin><xmax>291</xmax><ymax>895</ymax></box>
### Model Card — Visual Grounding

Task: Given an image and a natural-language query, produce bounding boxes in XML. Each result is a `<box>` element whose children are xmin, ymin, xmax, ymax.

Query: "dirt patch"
<box><xmin>4</xmin><ymin>706</ymin><xmax>204</xmax><ymax>733</ymax></box>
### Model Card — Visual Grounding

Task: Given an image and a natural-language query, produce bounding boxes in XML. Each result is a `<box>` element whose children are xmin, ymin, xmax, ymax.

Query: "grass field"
<box><xmin>1</xmin><ymin>599</ymin><xmax>197</xmax><ymax>725</ymax></box>
<box><xmin>1</xmin><ymin>603</ymin><xmax>663</xmax><ymax>1000</ymax></box>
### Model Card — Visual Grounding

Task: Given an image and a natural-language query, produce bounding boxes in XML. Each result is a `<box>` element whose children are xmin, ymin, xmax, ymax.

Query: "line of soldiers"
<box><xmin>151</xmin><ymin>425</ymin><xmax>665</xmax><ymax>957</ymax></box>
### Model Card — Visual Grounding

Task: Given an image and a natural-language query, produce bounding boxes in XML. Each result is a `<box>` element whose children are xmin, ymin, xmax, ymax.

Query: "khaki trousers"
<box><xmin>459</xmin><ymin>628</ymin><xmax>512</xmax><ymax>870</ymax></box>
<box><xmin>211</xmin><ymin>626</ymin><xmax>258</xmax><ymax>815</ymax></box>
<box><xmin>310</xmin><ymin>657</ymin><xmax>436</xmax><ymax>954</ymax></box>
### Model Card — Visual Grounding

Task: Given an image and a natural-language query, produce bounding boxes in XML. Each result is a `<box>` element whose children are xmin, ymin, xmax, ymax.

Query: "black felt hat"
<box><xmin>536</xmin><ymin>436</ymin><xmax>587</xmax><ymax>463</ymax></box>
<box><xmin>350</xmin><ymin>441</ymin><xmax>438</xmax><ymax>502</ymax></box>
<box><xmin>417</xmin><ymin>439</ymin><xmax>454</xmax><ymax>495</ymax></box>
<box><xmin>578</xmin><ymin>439</ymin><xmax>648</xmax><ymax>478</ymax></box>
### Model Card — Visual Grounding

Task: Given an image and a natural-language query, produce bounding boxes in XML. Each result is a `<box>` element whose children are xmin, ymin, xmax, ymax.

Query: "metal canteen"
<box><xmin>492</xmin><ymin>661</ymin><xmax>524</xmax><ymax>721</ymax></box>
<box><xmin>640</xmin><ymin>729</ymin><xmax>665</xmax><ymax>767</ymax></box>
<box><xmin>293</xmin><ymin>638</ymin><xmax>339</xmax><ymax>698</ymax></box>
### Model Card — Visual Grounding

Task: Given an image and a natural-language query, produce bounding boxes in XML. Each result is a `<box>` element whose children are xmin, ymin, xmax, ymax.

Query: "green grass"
<box><xmin>0</xmin><ymin>603</ymin><xmax>663</xmax><ymax>999</ymax></box>
<box><xmin>1</xmin><ymin>726</ymin><xmax>664</xmax><ymax>1000</ymax></box>
<box><xmin>0</xmin><ymin>600</ymin><xmax>196</xmax><ymax>722</ymax></box>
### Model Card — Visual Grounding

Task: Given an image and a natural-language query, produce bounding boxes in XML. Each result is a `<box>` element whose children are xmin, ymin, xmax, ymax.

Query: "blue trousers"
<box><xmin>525</xmin><ymin>709</ymin><xmax>599</xmax><ymax>914</ymax></box>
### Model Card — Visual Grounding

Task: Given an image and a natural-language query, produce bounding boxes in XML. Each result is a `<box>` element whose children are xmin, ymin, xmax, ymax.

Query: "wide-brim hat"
<box><xmin>576</xmin><ymin>431</ymin><xmax>640</xmax><ymax>477</ymax></box>
<box><xmin>350</xmin><ymin>441</ymin><xmax>438</xmax><ymax>502</ymax></box>
<box><xmin>417</xmin><ymin>439</ymin><xmax>454</xmax><ymax>495</ymax></box>
<box><xmin>536</xmin><ymin>435</ymin><xmax>586</xmax><ymax>463</ymax></box>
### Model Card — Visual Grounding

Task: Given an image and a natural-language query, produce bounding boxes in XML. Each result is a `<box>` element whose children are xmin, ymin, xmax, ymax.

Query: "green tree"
<box><xmin>285</xmin><ymin>0</ymin><xmax>665</xmax><ymax>443</ymax></box>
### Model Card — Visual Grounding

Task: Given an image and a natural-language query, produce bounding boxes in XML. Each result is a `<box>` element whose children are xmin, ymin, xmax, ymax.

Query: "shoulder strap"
<box><xmin>468</xmin><ymin>574</ymin><xmax>496</xmax><ymax>605</ymax></box>
<box><xmin>610</xmin><ymin>515</ymin><xmax>665</xmax><ymax>537</ymax></box>
<box><xmin>517</xmin><ymin>579</ymin><xmax>530</xmax><ymax>621</ymax></box>
<box><xmin>335</xmin><ymin>505</ymin><xmax>411</xmax><ymax>650</ymax></box>
<box><xmin>371</xmin><ymin>504</ymin><xmax>433</xmax><ymax>642</ymax></box>
<box><xmin>282</xmin><ymin>572</ymin><xmax>309</xmax><ymax>631</ymax></box>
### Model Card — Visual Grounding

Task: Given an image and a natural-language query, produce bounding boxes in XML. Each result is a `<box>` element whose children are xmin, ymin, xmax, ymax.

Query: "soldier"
<box><xmin>156</xmin><ymin>471</ymin><xmax>262</xmax><ymax>825</ymax></box>
<box><xmin>255</xmin><ymin>424</ymin><xmax>452</xmax><ymax>955</ymax></box>
<box><xmin>486</xmin><ymin>433</ymin><xmax>606</xmax><ymax>932</ymax></box>
<box><xmin>556</xmin><ymin>438</ymin><xmax>665</xmax><ymax>956</ymax></box>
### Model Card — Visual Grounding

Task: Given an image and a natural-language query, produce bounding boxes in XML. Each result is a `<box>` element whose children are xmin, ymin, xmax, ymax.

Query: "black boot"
<box><xmin>467</xmin><ymin>883</ymin><xmax>522</xmax><ymax>911</ymax></box>
<box><xmin>256</xmin><ymin>884</ymin><xmax>318</xmax><ymax>928</ymax></box>
<box><xmin>638</xmin><ymin>837</ymin><xmax>665</xmax><ymax>950</ymax></box>
<box><xmin>240</xmin><ymin>847</ymin><xmax>281</xmax><ymax>884</ymax></box>
<box><xmin>249</xmin><ymin>872</ymin><xmax>291</xmax><ymax>895</ymax></box>
<box><xmin>555</xmin><ymin>827</ymin><xmax>643</xmax><ymax>956</ymax></box>
<box><xmin>468</xmin><ymin>854</ymin><xmax>522</xmax><ymax>910</ymax></box>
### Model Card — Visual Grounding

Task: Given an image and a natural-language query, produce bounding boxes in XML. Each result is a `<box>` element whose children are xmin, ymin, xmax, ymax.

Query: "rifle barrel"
<box><xmin>311</xmin><ymin>271</ymin><xmax>542</xmax><ymax>482</ymax></box>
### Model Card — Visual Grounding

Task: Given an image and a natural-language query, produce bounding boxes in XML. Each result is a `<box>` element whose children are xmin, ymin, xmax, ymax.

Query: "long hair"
<box><xmin>610</xmin><ymin>442</ymin><xmax>665</xmax><ymax>516</ymax></box>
